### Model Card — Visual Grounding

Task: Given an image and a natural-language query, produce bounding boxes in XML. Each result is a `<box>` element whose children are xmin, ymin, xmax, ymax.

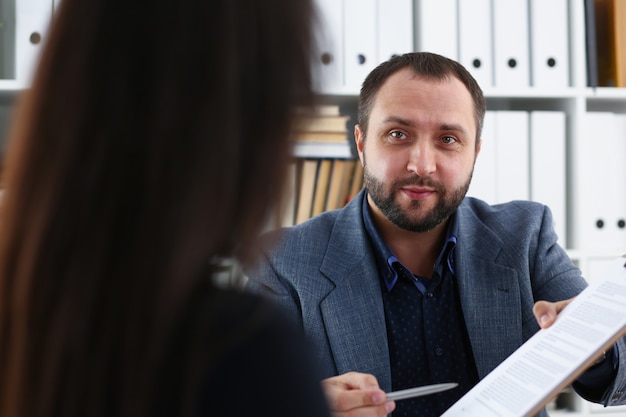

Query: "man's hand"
<box><xmin>532</xmin><ymin>297</ymin><xmax>575</xmax><ymax>329</ymax></box>
<box><xmin>322</xmin><ymin>372</ymin><xmax>395</xmax><ymax>417</ymax></box>
<box><xmin>533</xmin><ymin>296</ymin><xmax>610</xmax><ymax>365</ymax></box>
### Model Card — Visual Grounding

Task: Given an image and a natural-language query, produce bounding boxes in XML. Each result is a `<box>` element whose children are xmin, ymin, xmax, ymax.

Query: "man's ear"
<box><xmin>355</xmin><ymin>124</ymin><xmax>365</xmax><ymax>165</ymax></box>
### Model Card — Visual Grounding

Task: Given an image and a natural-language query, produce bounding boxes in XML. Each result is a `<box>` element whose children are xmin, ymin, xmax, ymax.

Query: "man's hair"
<box><xmin>358</xmin><ymin>52</ymin><xmax>486</xmax><ymax>148</ymax></box>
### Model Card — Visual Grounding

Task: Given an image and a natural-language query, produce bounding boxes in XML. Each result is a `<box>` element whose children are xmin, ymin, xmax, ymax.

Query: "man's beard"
<box><xmin>363</xmin><ymin>165</ymin><xmax>471</xmax><ymax>233</ymax></box>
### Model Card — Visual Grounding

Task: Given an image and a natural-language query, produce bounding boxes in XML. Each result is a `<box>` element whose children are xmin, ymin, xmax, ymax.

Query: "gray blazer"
<box><xmin>246</xmin><ymin>190</ymin><xmax>626</xmax><ymax>413</ymax></box>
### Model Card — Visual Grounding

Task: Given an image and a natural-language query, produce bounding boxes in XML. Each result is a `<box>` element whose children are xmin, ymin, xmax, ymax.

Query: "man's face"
<box><xmin>355</xmin><ymin>68</ymin><xmax>480</xmax><ymax>233</ymax></box>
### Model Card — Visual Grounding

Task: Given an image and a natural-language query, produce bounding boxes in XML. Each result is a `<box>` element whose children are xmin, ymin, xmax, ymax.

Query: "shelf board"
<box><xmin>482</xmin><ymin>88</ymin><xmax>578</xmax><ymax>99</ymax></box>
<box><xmin>0</xmin><ymin>79</ymin><xmax>26</xmax><ymax>93</ymax></box>
<box><xmin>292</xmin><ymin>142</ymin><xmax>354</xmax><ymax>159</ymax></box>
<box><xmin>585</xmin><ymin>86</ymin><xmax>626</xmax><ymax>98</ymax></box>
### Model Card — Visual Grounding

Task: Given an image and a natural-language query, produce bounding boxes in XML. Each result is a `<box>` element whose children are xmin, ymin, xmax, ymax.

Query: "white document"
<box><xmin>458</xmin><ymin>0</ymin><xmax>493</xmax><ymax>88</ymax></box>
<box><xmin>377</xmin><ymin>0</ymin><xmax>413</xmax><ymax>64</ymax></box>
<box><xmin>15</xmin><ymin>0</ymin><xmax>53</xmax><ymax>85</ymax></box>
<box><xmin>343</xmin><ymin>0</ymin><xmax>376</xmax><ymax>93</ymax></box>
<box><xmin>495</xmin><ymin>111</ymin><xmax>529</xmax><ymax>203</ymax></box>
<box><xmin>311</xmin><ymin>0</ymin><xmax>344</xmax><ymax>94</ymax></box>
<box><xmin>530</xmin><ymin>111</ymin><xmax>567</xmax><ymax>246</ymax></box>
<box><xmin>492</xmin><ymin>0</ymin><xmax>530</xmax><ymax>88</ymax></box>
<box><xmin>467</xmin><ymin>111</ymin><xmax>497</xmax><ymax>204</ymax></box>
<box><xmin>443</xmin><ymin>256</ymin><xmax>626</xmax><ymax>417</ymax></box>
<box><xmin>414</xmin><ymin>0</ymin><xmax>458</xmax><ymax>60</ymax></box>
<box><xmin>529</xmin><ymin>0</ymin><xmax>570</xmax><ymax>88</ymax></box>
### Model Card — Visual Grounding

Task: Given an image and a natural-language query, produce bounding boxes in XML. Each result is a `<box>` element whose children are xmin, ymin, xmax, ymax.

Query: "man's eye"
<box><xmin>442</xmin><ymin>135</ymin><xmax>457</xmax><ymax>144</ymax></box>
<box><xmin>390</xmin><ymin>131</ymin><xmax>407</xmax><ymax>140</ymax></box>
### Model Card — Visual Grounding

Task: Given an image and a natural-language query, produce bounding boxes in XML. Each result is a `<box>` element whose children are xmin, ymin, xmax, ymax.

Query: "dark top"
<box><xmin>156</xmin><ymin>285</ymin><xmax>332</xmax><ymax>417</ymax></box>
<box><xmin>362</xmin><ymin>196</ymin><xmax>478</xmax><ymax>416</ymax></box>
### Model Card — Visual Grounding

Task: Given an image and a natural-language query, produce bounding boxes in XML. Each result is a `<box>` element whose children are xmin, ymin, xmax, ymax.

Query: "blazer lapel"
<box><xmin>318</xmin><ymin>192</ymin><xmax>393</xmax><ymax>391</ymax></box>
<box><xmin>455</xmin><ymin>206</ymin><xmax>525</xmax><ymax>378</ymax></box>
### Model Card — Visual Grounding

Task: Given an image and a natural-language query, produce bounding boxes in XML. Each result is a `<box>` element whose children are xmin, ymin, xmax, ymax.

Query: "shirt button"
<box><xmin>435</xmin><ymin>345</ymin><xmax>444</xmax><ymax>356</ymax></box>
<box><xmin>426</xmin><ymin>292</ymin><xmax>434</xmax><ymax>298</ymax></box>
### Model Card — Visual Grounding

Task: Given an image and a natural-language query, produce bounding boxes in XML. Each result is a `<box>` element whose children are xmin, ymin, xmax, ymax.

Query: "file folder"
<box><xmin>492</xmin><ymin>0</ymin><xmax>530</xmax><ymax>88</ymax></box>
<box><xmin>530</xmin><ymin>111</ymin><xmax>567</xmax><ymax>246</ymax></box>
<box><xmin>414</xmin><ymin>0</ymin><xmax>457</xmax><ymax>59</ymax></box>
<box><xmin>15</xmin><ymin>0</ymin><xmax>53</xmax><ymax>85</ymax></box>
<box><xmin>529</xmin><ymin>0</ymin><xmax>570</xmax><ymax>88</ymax></box>
<box><xmin>458</xmin><ymin>0</ymin><xmax>493</xmax><ymax>88</ymax></box>
<box><xmin>607</xmin><ymin>113</ymin><xmax>626</xmax><ymax>249</ymax></box>
<box><xmin>311</xmin><ymin>0</ymin><xmax>344</xmax><ymax>93</ymax></box>
<box><xmin>0</xmin><ymin>1</ymin><xmax>16</xmax><ymax>79</ymax></box>
<box><xmin>584</xmin><ymin>0</ymin><xmax>599</xmax><ymax>87</ymax></box>
<box><xmin>494</xmin><ymin>111</ymin><xmax>529</xmax><ymax>203</ymax></box>
<box><xmin>578</xmin><ymin>112</ymin><xmax>616</xmax><ymax>250</ymax></box>
<box><xmin>377</xmin><ymin>0</ymin><xmax>413</xmax><ymax>64</ymax></box>
<box><xmin>343</xmin><ymin>0</ymin><xmax>376</xmax><ymax>92</ymax></box>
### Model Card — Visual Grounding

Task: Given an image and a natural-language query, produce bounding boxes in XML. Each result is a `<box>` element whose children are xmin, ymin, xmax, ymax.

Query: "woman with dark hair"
<box><xmin>0</xmin><ymin>0</ymin><xmax>331</xmax><ymax>416</ymax></box>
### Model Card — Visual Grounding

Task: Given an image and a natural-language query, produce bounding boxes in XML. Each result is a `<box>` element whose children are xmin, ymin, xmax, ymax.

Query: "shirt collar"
<box><xmin>362</xmin><ymin>192</ymin><xmax>458</xmax><ymax>292</ymax></box>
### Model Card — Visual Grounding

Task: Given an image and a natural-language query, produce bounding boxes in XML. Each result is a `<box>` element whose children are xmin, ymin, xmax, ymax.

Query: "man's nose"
<box><xmin>406</xmin><ymin>144</ymin><xmax>436</xmax><ymax>176</ymax></box>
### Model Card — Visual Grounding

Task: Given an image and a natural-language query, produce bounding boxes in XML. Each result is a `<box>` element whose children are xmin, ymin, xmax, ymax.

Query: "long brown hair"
<box><xmin>0</xmin><ymin>0</ymin><xmax>315</xmax><ymax>415</ymax></box>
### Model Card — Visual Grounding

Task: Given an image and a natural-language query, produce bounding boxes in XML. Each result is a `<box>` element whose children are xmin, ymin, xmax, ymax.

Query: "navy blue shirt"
<box><xmin>362</xmin><ymin>196</ymin><xmax>478</xmax><ymax>416</ymax></box>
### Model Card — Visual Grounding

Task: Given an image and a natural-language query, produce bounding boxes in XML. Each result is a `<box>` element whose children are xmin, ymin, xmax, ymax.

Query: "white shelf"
<box><xmin>0</xmin><ymin>79</ymin><xmax>25</xmax><ymax>92</ymax></box>
<box><xmin>292</xmin><ymin>142</ymin><xmax>353</xmax><ymax>159</ymax></box>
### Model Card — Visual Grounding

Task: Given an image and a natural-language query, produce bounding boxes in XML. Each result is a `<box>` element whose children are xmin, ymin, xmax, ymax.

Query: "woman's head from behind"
<box><xmin>0</xmin><ymin>0</ymin><xmax>315</xmax><ymax>415</ymax></box>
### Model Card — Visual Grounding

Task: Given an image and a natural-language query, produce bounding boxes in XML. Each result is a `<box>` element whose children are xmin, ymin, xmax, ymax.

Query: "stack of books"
<box><xmin>292</xmin><ymin>105</ymin><xmax>352</xmax><ymax>158</ymax></box>
<box><xmin>264</xmin><ymin>105</ymin><xmax>362</xmax><ymax>228</ymax></box>
<box><xmin>294</xmin><ymin>104</ymin><xmax>350</xmax><ymax>142</ymax></box>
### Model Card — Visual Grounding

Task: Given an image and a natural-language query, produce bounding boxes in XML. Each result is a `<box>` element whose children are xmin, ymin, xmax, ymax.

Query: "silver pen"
<box><xmin>386</xmin><ymin>382</ymin><xmax>458</xmax><ymax>401</ymax></box>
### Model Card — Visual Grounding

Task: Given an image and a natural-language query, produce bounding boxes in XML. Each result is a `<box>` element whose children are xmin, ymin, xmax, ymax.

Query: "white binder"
<box><xmin>608</xmin><ymin>113</ymin><xmax>626</xmax><ymax>250</ymax></box>
<box><xmin>467</xmin><ymin>111</ymin><xmax>497</xmax><ymax>204</ymax></box>
<box><xmin>529</xmin><ymin>0</ymin><xmax>570</xmax><ymax>88</ymax></box>
<box><xmin>577</xmin><ymin>112</ymin><xmax>616</xmax><ymax>250</ymax></box>
<box><xmin>15</xmin><ymin>0</ymin><xmax>53</xmax><ymax>85</ymax></box>
<box><xmin>458</xmin><ymin>0</ymin><xmax>493</xmax><ymax>88</ymax></box>
<box><xmin>494</xmin><ymin>111</ymin><xmax>529</xmax><ymax>203</ymax></box>
<box><xmin>492</xmin><ymin>0</ymin><xmax>530</xmax><ymax>88</ymax></box>
<box><xmin>311</xmin><ymin>0</ymin><xmax>344</xmax><ymax>94</ymax></box>
<box><xmin>343</xmin><ymin>0</ymin><xmax>377</xmax><ymax>92</ymax></box>
<box><xmin>530</xmin><ymin>111</ymin><xmax>567</xmax><ymax>246</ymax></box>
<box><xmin>414</xmin><ymin>0</ymin><xmax>458</xmax><ymax>59</ymax></box>
<box><xmin>377</xmin><ymin>0</ymin><xmax>413</xmax><ymax>64</ymax></box>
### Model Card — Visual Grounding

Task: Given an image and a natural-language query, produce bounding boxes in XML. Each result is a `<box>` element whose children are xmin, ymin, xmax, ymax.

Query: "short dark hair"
<box><xmin>358</xmin><ymin>52</ymin><xmax>486</xmax><ymax>148</ymax></box>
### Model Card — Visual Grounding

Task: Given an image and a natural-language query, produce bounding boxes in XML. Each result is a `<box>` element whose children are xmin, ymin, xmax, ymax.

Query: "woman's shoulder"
<box><xmin>196</xmin><ymin>287</ymin><xmax>331</xmax><ymax>417</ymax></box>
